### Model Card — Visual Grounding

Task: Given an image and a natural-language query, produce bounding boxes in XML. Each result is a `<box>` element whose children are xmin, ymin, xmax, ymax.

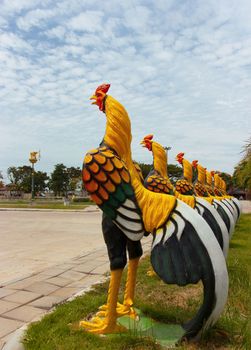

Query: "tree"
<box><xmin>137</xmin><ymin>162</ymin><xmax>183</xmax><ymax>182</ymax></box>
<box><xmin>167</xmin><ymin>164</ymin><xmax>183</xmax><ymax>183</ymax></box>
<box><xmin>0</xmin><ymin>171</ymin><xmax>4</xmax><ymax>189</ymax></box>
<box><xmin>137</xmin><ymin>163</ymin><xmax>152</xmax><ymax>179</ymax></box>
<box><xmin>49</xmin><ymin>164</ymin><xmax>69</xmax><ymax>196</ymax></box>
<box><xmin>7</xmin><ymin>166</ymin><xmax>48</xmax><ymax>194</ymax></box>
<box><xmin>67</xmin><ymin>166</ymin><xmax>82</xmax><ymax>192</ymax></box>
<box><xmin>232</xmin><ymin>137</ymin><xmax>251</xmax><ymax>192</ymax></box>
<box><xmin>49</xmin><ymin>165</ymin><xmax>82</xmax><ymax>196</ymax></box>
<box><xmin>219</xmin><ymin>172</ymin><xmax>233</xmax><ymax>191</ymax></box>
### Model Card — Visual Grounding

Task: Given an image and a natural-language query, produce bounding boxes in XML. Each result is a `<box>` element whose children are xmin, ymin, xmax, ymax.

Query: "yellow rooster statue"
<box><xmin>193</xmin><ymin>163</ymin><xmax>238</xmax><ymax>235</ymax></box>
<box><xmin>211</xmin><ymin>171</ymin><xmax>240</xmax><ymax>227</ymax></box>
<box><xmin>141</xmin><ymin>135</ymin><xmax>229</xmax><ymax>258</ymax></box>
<box><xmin>176</xmin><ymin>153</ymin><xmax>235</xmax><ymax>237</ymax></box>
<box><xmin>82</xmin><ymin>84</ymin><xmax>228</xmax><ymax>340</ymax></box>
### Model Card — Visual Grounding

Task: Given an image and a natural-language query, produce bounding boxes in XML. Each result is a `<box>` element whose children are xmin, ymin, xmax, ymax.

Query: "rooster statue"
<box><xmin>205</xmin><ymin>170</ymin><xmax>236</xmax><ymax>235</ymax></box>
<box><xmin>141</xmin><ymin>135</ymin><xmax>229</xmax><ymax>258</ymax></box>
<box><xmin>211</xmin><ymin>171</ymin><xmax>240</xmax><ymax>222</ymax></box>
<box><xmin>193</xmin><ymin>163</ymin><xmax>238</xmax><ymax>236</ymax></box>
<box><xmin>176</xmin><ymin>153</ymin><xmax>235</xmax><ymax>238</ymax></box>
<box><xmin>220</xmin><ymin>175</ymin><xmax>241</xmax><ymax>219</ymax></box>
<box><xmin>194</xmin><ymin>165</ymin><xmax>237</xmax><ymax>224</ymax></box>
<box><xmin>193</xmin><ymin>162</ymin><xmax>238</xmax><ymax>237</ymax></box>
<box><xmin>82</xmin><ymin>84</ymin><xmax>228</xmax><ymax>340</ymax></box>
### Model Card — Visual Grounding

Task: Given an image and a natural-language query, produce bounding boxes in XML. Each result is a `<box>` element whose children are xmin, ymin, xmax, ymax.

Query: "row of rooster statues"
<box><xmin>81</xmin><ymin>84</ymin><xmax>241</xmax><ymax>342</ymax></box>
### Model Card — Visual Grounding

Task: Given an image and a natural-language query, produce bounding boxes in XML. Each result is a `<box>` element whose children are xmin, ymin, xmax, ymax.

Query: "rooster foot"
<box><xmin>79</xmin><ymin>316</ymin><xmax>103</xmax><ymax>329</ymax></box>
<box><xmin>79</xmin><ymin>318</ymin><xmax>126</xmax><ymax>334</ymax></box>
<box><xmin>97</xmin><ymin>302</ymin><xmax>123</xmax><ymax>313</ymax></box>
<box><xmin>147</xmin><ymin>268</ymin><xmax>156</xmax><ymax>277</ymax></box>
<box><xmin>96</xmin><ymin>303</ymin><xmax>137</xmax><ymax>318</ymax></box>
<box><xmin>117</xmin><ymin>304</ymin><xmax>137</xmax><ymax>318</ymax></box>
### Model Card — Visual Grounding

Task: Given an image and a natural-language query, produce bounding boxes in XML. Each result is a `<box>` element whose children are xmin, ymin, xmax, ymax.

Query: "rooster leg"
<box><xmin>97</xmin><ymin>229</ymin><xmax>143</xmax><ymax>319</ymax></box>
<box><xmin>97</xmin><ymin>258</ymin><xmax>140</xmax><ymax>318</ymax></box>
<box><xmin>116</xmin><ymin>238</ymin><xmax>143</xmax><ymax>317</ymax></box>
<box><xmin>117</xmin><ymin>257</ymin><xmax>139</xmax><ymax>318</ymax></box>
<box><xmin>79</xmin><ymin>269</ymin><xmax>126</xmax><ymax>334</ymax></box>
<box><xmin>96</xmin><ymin>215</ymin><xmax>128</xmax><ymax>318</ymax></box>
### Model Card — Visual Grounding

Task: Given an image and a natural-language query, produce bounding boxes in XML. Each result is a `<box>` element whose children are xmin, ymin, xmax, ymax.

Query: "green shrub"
<box><xmin>72</xmin><ymin>197</ymin><xmax>92</xmax><ymax>203</ymax></box>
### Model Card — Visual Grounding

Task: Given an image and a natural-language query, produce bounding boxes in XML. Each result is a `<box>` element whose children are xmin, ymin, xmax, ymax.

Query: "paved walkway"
<box><xmin>0</xmin><ymin>208</ymin><xmax>103</xmax><ymax>284</ymax></box>
<box><xmin>0</xmin><ymin>219</ymin><xmax>151</xmax><ymax>349</ymax></box>
<box><xmin>240</xmin><ymin>200</ymin><xmax>251</xmax><ymax>213</ymax></box>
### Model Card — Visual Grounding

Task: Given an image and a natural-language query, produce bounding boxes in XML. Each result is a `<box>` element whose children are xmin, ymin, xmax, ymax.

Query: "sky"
<box><xmin>0</xmin><ymin>0</ymin><xmax>251</xmax><ymax>182</ymax></box>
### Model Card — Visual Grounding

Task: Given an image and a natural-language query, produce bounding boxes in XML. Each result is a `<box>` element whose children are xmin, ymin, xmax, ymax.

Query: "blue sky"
<box><xmin>0</xmin><ymin>0</ymin><xmax>251</xmax><ymax>181</ymax></box>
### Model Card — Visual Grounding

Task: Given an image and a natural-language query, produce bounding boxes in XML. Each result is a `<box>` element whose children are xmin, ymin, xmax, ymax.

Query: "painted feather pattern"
<box><xmin>194</xmin><ymin>183</ymin><xmax>209</xmax><ymax>197</ymax></box>
<box><xmin>175</xmin><ymin>179</ymin><xmax>194</xmax><ymax>195</ymax></box>
<box><xmin>145</xmin><ymin>174</ymin><xmax>174</xmax><ymax>194</ymax></box>
<box><xmin>83</xmin><ymin>146</ymin><xmax>145</xmax><ymax>240</ymax></box>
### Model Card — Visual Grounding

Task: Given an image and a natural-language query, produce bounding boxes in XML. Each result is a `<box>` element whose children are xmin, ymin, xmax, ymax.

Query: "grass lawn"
<box><xmin>23</xmin><ymin>214</ymin><xmax>251</xmax><ymax>350</ymax></box>
<box><xmin>0</xmin><ymin>200</ymin><xmax>94</xmax><ymax>210</ymax></box>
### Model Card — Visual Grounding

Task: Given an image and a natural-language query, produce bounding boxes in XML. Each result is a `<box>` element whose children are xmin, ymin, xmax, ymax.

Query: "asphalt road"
<box><xmin>0</xmin><ymin>210</ymin><xmax>104</xmax><ymax>285</ymax></box>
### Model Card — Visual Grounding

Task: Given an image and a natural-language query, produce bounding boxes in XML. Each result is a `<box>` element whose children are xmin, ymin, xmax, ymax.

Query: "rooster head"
<box><xmin>90</xmin><ymin>83</ymin><xmax>110</xmax><ymax>112</ymax></box>
<box><xmin>211</xmin><ymin>171</ymin><xmax>215</xmax><ymax>177</ymax></box>
<box><xmin>192</xmin><ymin>160</ymin><xmax>198</xmax><ymax>168</ymax></box>
<box><xmin>141</xmin><ymin>134</ymin><xmax>154</xmax><ymax>151</ymax></box>
<box><xmin>176</xmin><ymin>152</ymin><xmax>184</xmax><ymax>164</ymax></box>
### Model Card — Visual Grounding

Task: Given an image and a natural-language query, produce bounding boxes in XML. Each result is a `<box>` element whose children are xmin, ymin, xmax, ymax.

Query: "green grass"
<box><xmin>0</xmin><ymin>200</ymin><xmax>94</xmax><ymax>210</ymax></box>
<box><xmin>23</xmin><ymin>214</ymin><xmax>251</xmax><ymax>350</ymax></box>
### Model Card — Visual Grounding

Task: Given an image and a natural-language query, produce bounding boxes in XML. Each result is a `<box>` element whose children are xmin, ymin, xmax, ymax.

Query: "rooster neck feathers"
<box><xmin>103</xmin><ymin>95</ymin><xmax>176</xmax><ymax>232</ymax></box>
<box><xmin>181</xmin><ymin>158</ymin><xmax>193</xmax><ymax>183</ymax></box>
<box><xmin>151</xmin><ymin>142</ymin><xmax>168</xmax><ymax>178</ymax></box>
<box><xmin>197</xmin><ymin>164</ymin><xmax>206</xmax><ymax>185</ymax></box>
<box><xmin>103</xmin><ymin>96</ymin><xmax>132</xmax><ymax>163</ymax></box>
<box><xmin>206</xmin><ymin>170</ymin><xmax>213</xmax><ymax>187</ymax></box>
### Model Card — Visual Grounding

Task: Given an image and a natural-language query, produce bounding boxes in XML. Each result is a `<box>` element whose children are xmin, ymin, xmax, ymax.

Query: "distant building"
<box><xmin>0</xmin><ymin>185</ymin><xmax>24</xmax><ymax>199</ymax></box>
<box><xmin>229</xmin><ymin>188</ymin><xmax>248</xmax><ymax>200</ymax></box>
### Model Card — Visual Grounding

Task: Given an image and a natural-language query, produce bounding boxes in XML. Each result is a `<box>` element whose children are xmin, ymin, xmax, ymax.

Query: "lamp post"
<box><xmin>29</xmin><ymin>151</ymin><xmax>39</xmax><ymax>200</ymax></box>
<box><xmin>164</xmin><ymin>146</ymin><xmax>172</xmax><ymax>152</ymax></box>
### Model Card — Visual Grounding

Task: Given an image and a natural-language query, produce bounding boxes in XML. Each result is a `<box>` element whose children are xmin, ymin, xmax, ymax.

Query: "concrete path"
<box><xmin>0</xmin><ymin>208</ymin><xmax>103</xmax><ymax>284</ymax></box>
<box><xmin>240</xmin><ymin>200</ymin><xmax>251</xmax><ymax>213</ymax></box>
<box><xmin>0</xmin><ymin>208</ymin><xmax>151</xmax><ymax>349</ymax></box>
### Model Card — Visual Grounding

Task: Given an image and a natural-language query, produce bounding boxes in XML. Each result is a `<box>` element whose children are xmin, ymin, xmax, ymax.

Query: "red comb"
<box><xmin>95</xmin><ymin>83</ymin><xmax>110</xmax><ymax>94</ymax></box>
<box><xmin>176</xmin><ymin>152</ymin><xmax>184</xmax><ymax>158</ymax></box>
<box><xmin>192</xmin><ymin>160</ymin><xmax>198</xmax><ymax>167</ymax></box>
<box><xmin>144</xmin><ymin>134</ymin><xmax>154</xmax><ymax>141</ymax></box>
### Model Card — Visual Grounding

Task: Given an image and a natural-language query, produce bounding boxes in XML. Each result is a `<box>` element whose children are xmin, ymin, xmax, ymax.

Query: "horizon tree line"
<box><xmin>3</xmin><ymin>162</ymin><xmax>183</xmax><ymax>197</ymax></box>
<box><xmin>1</xmin><ymin>140</ymin><xmax>250</xmax><ymax>197</ymax></box>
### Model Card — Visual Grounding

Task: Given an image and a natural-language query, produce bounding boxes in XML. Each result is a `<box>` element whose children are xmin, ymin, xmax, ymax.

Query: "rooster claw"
<box><xmin>79</xmin><ymin>318</ymin><xmax>126</xmax><ymax>334</ymax></box>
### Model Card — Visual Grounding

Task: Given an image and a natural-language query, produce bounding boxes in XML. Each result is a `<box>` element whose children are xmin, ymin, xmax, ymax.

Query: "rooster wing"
<box><xmin>83</xmin><ymin>146</ymin><xmax>145</xmax><ymax>241</ymax></box>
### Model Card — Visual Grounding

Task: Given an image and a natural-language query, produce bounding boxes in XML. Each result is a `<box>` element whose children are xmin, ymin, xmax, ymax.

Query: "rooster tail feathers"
<box><xmin>150</xmin><ymin>200</ymin><xmax>228</xmax><ymax>340</ymax></box>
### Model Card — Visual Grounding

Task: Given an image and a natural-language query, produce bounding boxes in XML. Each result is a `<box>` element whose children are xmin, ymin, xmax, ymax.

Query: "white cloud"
<box><xmin>0</xmin><ymin>0</ymin><xmax>250</xmax><ymax>180</ymax></box>
<box><xmin>0</xmin><ymin>31</ymin><xmax>32</xmax><ymax>52</ymax></box>
<box><xmin>67</xmin><ymin>11</ymin><xmax>104</xmax><ymax>33</ymax></box>
<box><xmin>16</xmin><ymin>8</ymin><xmax>56</xmax><ymax>31</ymax></box>
<box><xmin>1</xmin><ymin>0</ymin><xmax>42</xmax><ymax>15</ymax></box>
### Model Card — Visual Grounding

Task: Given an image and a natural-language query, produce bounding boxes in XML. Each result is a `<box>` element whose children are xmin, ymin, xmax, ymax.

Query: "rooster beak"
<box><xmin>90</xmin><ymin>95</ymin><xmax>97</xmax><ymax>105</ymax></box>
<box><xmin>140</xmin><ymin>140</ymin><xmax>148</xmax><ymax>148</ymax></box>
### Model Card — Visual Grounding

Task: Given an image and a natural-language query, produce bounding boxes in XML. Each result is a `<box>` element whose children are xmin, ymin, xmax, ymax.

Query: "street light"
<box><xmin>164</xmin><ymin>146</ymin><xmax>172</xmax><ymax>152</ymax></box>
<box><xmin>29</xmin><ymin>151</ymin><xmax>40</xmax><ymax>200</ymax></box>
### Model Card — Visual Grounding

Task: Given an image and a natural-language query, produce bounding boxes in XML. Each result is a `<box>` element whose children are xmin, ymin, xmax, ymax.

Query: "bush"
<box><xmin>72</xmin><ymin>197</ymin><xmax>92</xmax><ymax>203</ymax></box>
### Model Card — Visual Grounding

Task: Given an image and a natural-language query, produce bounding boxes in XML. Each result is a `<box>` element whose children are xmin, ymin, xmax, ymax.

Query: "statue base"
<box><xmin>116</xmin><ymin>308</ymin><xmax>185</xmax><ymax>348</ymax></box>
